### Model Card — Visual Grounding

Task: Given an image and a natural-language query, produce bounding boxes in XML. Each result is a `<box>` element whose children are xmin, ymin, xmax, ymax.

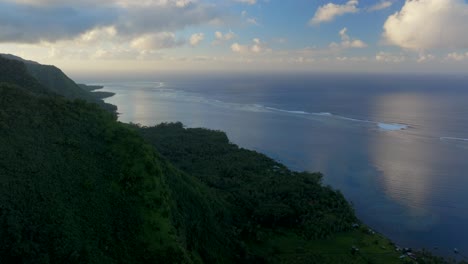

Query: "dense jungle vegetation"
<box><xmin>0</xmin><ymin>55</ymin><xmax>459</xmax><ymax>263</ymax></box>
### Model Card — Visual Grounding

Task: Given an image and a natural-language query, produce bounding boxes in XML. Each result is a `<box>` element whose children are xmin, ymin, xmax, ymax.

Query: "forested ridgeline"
<box><xmin>0</xmin><ymin>55</ymin><xmax>117</xmax><ymax>113</ymax></box>
<box><xmin>0</xmin><ymin>56</ymin><xmax>51</xmax><ymax>95</ymax></box>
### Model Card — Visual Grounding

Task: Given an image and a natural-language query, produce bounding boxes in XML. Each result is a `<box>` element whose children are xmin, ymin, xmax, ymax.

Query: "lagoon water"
<box><xmin>96</xmin><ymin>74</ymin><xmax>468</xmax><ymax>257</ymax></box>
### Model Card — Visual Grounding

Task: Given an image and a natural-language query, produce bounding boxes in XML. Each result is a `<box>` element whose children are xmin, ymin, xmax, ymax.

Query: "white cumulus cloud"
<box><xmin>212</xmin><ymin>31</ymin><xmax>235</xmax><ymax>45</ymax></box>
<box><xmin>446</xmin><ymin>52</ymin><xmax>468</xmax><ymax>61</ymax></box>
<box><xmin>231</xmin><ymin>43</ymin><xmax>248</xmax><ymax>53</ymax></box>
<box><xmin>375</xmin><ymin>51</ymin><xmax>406</xmax><ymax>63</ymax></box>
<box><xmin>368</xmin><ymin>1</ymin><xmax>393</xmax><ymax>12</ymax></box>
<box><xmin>131</xmin><ymin>32</ymin><xmax>184</xmax><ymax>51</ymax></box>
<box><xmin>309</xmin><ymin>0</ymin><xmax>359</xmax><ymax>25</ymax></box>
<box><xmin>417</xmin><ymin>53</ymin><xmax>436</xmax><ymax>63</ymax></box>
<box><xmin>383</xmin><ymin>0</ymin><xmax>468</xmax><ymax>50</ymax></box>
<box><xmin>329</xmin><ymin>27</ymin><xmax>367</xmax><ymax>49</ymax></box>
<box><xmin>231</xmin><ymin>38</ymin><xmax>269</xmax><ymax>54</ymax></box>
<box><xmin>241</xmin><ymin>10</ymin><xmax>260</xmax><ymax>26</ymax></box>
<box><xmin>235</xmin><ymin>0</ymin><xmax>256</xmax><ymax>5</ymax></box>
<box><xmin>189</xmin><ymin>33</ymin><xmax>204</xmax><ymax>46</ymax></box>
<box><xmin>78</xmin><ymin>26</ymin><xmax>118</xmax><ymax>44</ymax></box>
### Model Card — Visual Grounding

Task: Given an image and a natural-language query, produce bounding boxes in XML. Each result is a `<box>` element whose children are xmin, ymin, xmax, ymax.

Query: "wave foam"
<box><xmin>150</xmin><ymin>87</ymin><xmax>408</xmax><ymax>132</ymax></box>
<box><xmin>265</xmin><ymin>107</ymin><xmax>309</xmax><ymax>115</ymax></box>
<box><xmin>378</xmin><ymin>123</ymin><xmax>408</xmax><ymax>131</ymax></box>
<box><xmin>440</xmin><ymin>137</ymin><xmax>468</xmax><ymax>142</ymax></box>
<box><xmin>259</xmin><ymin>107</ymin><xmax>406</xmax><ymax>131</ymax></box>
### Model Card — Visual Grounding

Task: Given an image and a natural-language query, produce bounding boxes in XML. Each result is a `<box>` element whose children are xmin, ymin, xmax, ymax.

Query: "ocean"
<box><xmin>95</xmin><ymin>73</ymin><xmax>468</xmax><ymax>257</ymax></box>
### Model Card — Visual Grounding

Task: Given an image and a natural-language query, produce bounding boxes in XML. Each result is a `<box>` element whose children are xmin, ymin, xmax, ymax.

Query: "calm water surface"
<box><xmin>95</xmin><ymin>74</ymin><xmax>468</xmax><ymax>257</ymax></box>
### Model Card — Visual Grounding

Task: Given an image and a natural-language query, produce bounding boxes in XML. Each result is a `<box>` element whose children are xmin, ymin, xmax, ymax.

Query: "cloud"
<box><xmin>189</xmin><ymin>33</ymin><xmax>204</xmax><ymax>46</ymax></box>
<box><xmin>329</xmin><ymin>28</ymin><xmax>367</xmax><ymax>49</ymax></box>
<box><xmin>0</xmin><ymin>2</ymin><xmax>118</xmax><ymax>43</ymax></box>
<box><xmin>92</xmin><ymin>48</ymin><xmax>140</xmax><ymax>60</ymax></box>
<box><xmin>241</xmin><ymin>10</ymin><xmax>260</xmax><ymax>26</ymax></box>
<box><xmin>78</xmin><ymin>26</ymin><xmax>118</xmax><ymax>44</ymax></box>
<box><xmin>375</xmin><ymin>51</ymin><xmax>406</xmax><ymax>63</ymax></box>
<box><xmin>368</xmin><ymin>1</ymin><xmax>392</xmax><ymax>12</ymax></box>
<box><xmin>274</xmin><ymin>38</ymin><xmax>287</xmax><ymax>44</ymax></box>
<box><xmin>246</xmin><ymin>17</ymin><xmax>259</xmax><ymax>25</ymax></box>
<box><xmin>231</xmin><ymin>38</ymin><xmax>272</xmax><ymax>54</ymax></box>
<box><xmin>215</xmin><ymin>31</ymin><xmax>235</xmax><ymax>41</ymax></box>
<box><xmin>212</xmin><ymin>31</ymin><xmax>235</xmax><ymax>45</ymax></box>
<box><xmin>231</xmin><ymin>43</ymin><xmax>248</xmax><ymax>53</ymax></box>
<box><xmin>446</xmin><ymin>52</ymin><xmax>468</xmax><ymax>61</ymax></box>
<box><xmin>2</xmin><ymin>0</ymin><xmax>106</xmax><ymax>6</ymax></box>
<box><xmin>0</xmin><ymin>0</ymin><xmax>220</xmax><ymax>43</ymax></box>
<box><xmin>235</xmin><ymin>0</ymin><xmax>256</xmax><ymax>5</ymax></box>
<box><xmin>383</xmin><ymin>0</ymin><xmax>468</xmax><ymax>50</ymax></box>
<box><xmin>416</xmin><ymin>53</ymin><xmax>435</xmax><ymax>63</ymax></box>
<box><xmin>130</xmin><ymin>32</ymin><xmax>184</xmax><ymax>51</ymax></box>
<box><xmin>309</xmin><ymin>0</ymin><xmax>359</xmax><ymax>25</ymax></box>
<box><xmin>116</xmin><ymin>2</ymin><xmax>219</xmax><ymax>37</ymax></box>
<box><xmin>231</xmin><ymin>38</ymin><xmax>270</xmax><ymax>54</ymax></box>
<box><xmin>4</xmin><ymin>0</ymin><xmax>197</xmax><ymax>7</ymax></box>
<box><xmin>336</xmin><ymin>56</ymin><xmax>368</xmax><ymax>62</ymax></box>
<box><xmin>250</xmin><ymin>38</ymin><xmax>264</xmax><ymax>53</ymax></box>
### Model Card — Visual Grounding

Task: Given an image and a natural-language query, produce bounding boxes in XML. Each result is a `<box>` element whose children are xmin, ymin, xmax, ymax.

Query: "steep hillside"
<box><xmin>0</xmin><ymin>54</ymin><xmax>116</xmax><ymax>113</ymax></box>
<box><xmin>0</xmin><ymin>56</ymin><xmax>50</xmax><ymax>95</ymax></box>
<box><xmin>0</xmin><ymin>53</ymin><xmax>39</xmax><ymax>65</ymax></box>
<box><xmin>25</xmin><ymin>63</ymin><xmax>94</xmax><ymax>99</ymax></box>
<box><xmin>0</xmin><ymin>84</ymin><xmax>191</xmax><ymax>263</ymax></box>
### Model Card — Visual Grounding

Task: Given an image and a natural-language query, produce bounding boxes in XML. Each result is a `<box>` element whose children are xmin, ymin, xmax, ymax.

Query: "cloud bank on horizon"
<box><xmin>0</xmin><ymin>0</ymin><xmax>467</xmax><ymax>74</ymax></box>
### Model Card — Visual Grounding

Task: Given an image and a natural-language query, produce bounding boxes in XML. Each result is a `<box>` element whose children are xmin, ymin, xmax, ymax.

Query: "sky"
<box><xmin>1</xmin><ymin>0</ymin><xmax>468</xmax><ymax>77</ymax></box>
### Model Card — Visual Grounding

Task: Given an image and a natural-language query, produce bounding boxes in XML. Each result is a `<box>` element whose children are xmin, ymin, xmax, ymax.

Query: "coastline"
<box><xmin>95</xmin><ymin>83</ymin><xmax>457</xmax><ymax>262</ymax></box>
<box><xmin>79</xmin><ymin>83</ymin><xmax>116</xmax><ymax>100</ymax></box>
<box><xmin>78</xmin><ymin>83</ymin><xmax>104</xmax><ymax>92</ymax></box>
<box><xmin>92</xmin><ymin>91</ymin><xmax>116</xmax><ymax>100</ymax></box>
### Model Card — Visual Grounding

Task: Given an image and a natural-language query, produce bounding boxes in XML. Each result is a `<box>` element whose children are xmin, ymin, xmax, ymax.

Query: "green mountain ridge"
<box><xmin>0</xmin><ymin>56</ymin><xmax>455</xmax><ymax>263</ymax></box>
<box><xmin>0</xmin><ymin>53</ymin><xmax>40</xmax><ymax>65</ymax></box>
<box><xmin>0</xmin><ymin>55</ymin><xmax>117</xmax><ymax>113</ymax></box>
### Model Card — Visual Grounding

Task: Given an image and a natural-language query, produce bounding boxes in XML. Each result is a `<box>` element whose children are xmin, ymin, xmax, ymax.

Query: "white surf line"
<box><xmin>153</xmin><ymin>89</ymin><xmax>409</xmax><ymax>132</ymax></box>
<box><xmin>265</xmin><ymin>106</ymin><xmax>408</xmax><ymax>131</ymax></box>
<box><xmin>440</xmin><ymin>137</ymin><xmax>468</xmax><ymax>142</ymax></box>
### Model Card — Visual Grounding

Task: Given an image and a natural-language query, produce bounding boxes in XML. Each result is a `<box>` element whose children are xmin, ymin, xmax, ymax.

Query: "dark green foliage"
<box><xmin>25</xmin><ymin>63</ymin><xmax>117</xmax><ymax>113</ymax></box>
<box><xmin>0</xmin><ymin>54</ymin><xmax>116</xmax><ymax>113</ymax></box>
<box><xmin>139</xmin><ymin>123</ymin><xmax>357</xmax><ymax>241</ymax></box>
<box><xmin>91</xmin><ymin>91</ymin><xmax>116</xmax><ymax>99</ymax></box>
<box><xmin>0</xmin><ymin>84</ymin><xmax>185</xmax><ymax>263</ymax></box>
<box><xmin>25</xmin><ymin>63</ymin><xmax>91</xmax><ymax>100</ymax></box>
<box><xmin>78</xmin><ymin>84</ymin><xmax>104</xmax><ymax>92</ymax></box>
<box><xmin>77</xmin><ymin>84</ymin><xmax>115</xmax><ymax>100</ymax></box>
<box><xmin>0</xmin><ymin>53</ymin><xmax>40</xmax><ymax>65</ymax></box>
<box><xmin>159</xmin><ymin>160</ymin><xmax>242</xmax><ymax>263</ymax></box>
<box><xmin>0</xmin><ymin>56</ymin><xmax>50</xmax><ymax>95</ymax></box>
